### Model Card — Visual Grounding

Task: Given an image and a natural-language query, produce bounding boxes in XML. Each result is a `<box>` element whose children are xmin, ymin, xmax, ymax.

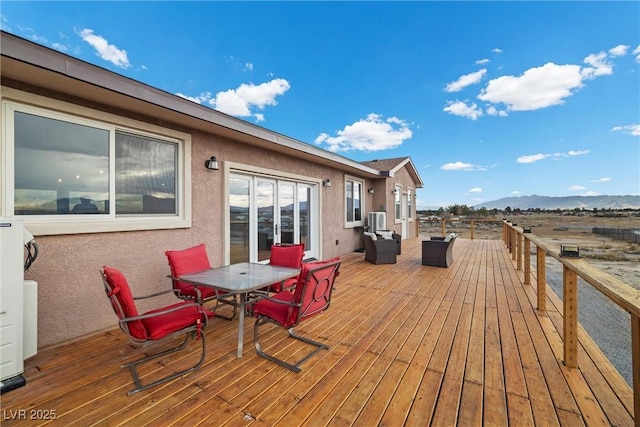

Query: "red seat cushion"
<box><xmin>102</xmin><ymin>266</ymin><xmax>147</xmax><ymax>340</ymax></box>
<box><xmin>142</xmin><ymin>302</ymin><xmax>213</xmax><ymax>340</ymax></box>
<box><xmin>165</xmin><ymin>244</ymin><xmax>218</xmax><ymax>299</ymax></box>
<box><xmin>252</xmin><ymin>291</ymin><xmax>296</xmax><ymax>327</ymax></box>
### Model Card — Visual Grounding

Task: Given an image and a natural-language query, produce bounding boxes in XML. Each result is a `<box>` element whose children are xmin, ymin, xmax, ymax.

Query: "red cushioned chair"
<box><xmin>264</xmin><ymin>243</ymin><xmax>305</xmax><ymax>293</ymax></box>
<box><xmin>165</xmin><ymin>243</ymin><xmax>237</xmax><ymax>320</ymax></box>
<box><xmin>100</xmin><ymin>266</ymin><xmax>214</xmax><ymax>395</ymax></box>
<box><xmin>252</xmin><ymin>257</ymin><xmax>341</xmax><ymax>372</ymax></box>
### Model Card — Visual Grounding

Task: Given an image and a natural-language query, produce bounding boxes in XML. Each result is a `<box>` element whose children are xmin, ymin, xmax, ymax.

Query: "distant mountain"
<box><xmin>474</xmin><ymin>194</ymin><xmax>640</xmax><ymax>210</ymax></box>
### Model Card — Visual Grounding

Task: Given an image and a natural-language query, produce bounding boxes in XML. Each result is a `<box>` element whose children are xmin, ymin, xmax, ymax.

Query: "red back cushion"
<box><xmin>270</xmin><ymin>244</ymin><xmax>305</xmax><ymax>268</ymax></box>
<box><xmin>165</xmin><ymin>244</ymin><xmax>211</xmax><ymax>292</ymax></box>
<box><xmin>291</xmin><ymin>257</ymin><xmax>340</xmax><ymax>325</ymax></box>
<box><xmin>102</xmin><ymin>266</ymin><xmax>147</xmax><ymax>340</ymax></box>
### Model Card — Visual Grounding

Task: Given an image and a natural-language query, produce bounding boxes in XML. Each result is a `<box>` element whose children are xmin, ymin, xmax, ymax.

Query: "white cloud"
<box><xmin>445</xmin><ymin>69</ymin><xmax>487</xmax><ymax>92</ymax></box>
<box><xmin>244</xmin><ymin>62</ymin><xmax>254</xmax><ymax>71</ymax></box>
<box><xmin>78</xmin><ymin>29</ymin><xmax>130</xmax><ymax>69</ymax></box>
<box><xmin>568</xmin><ymin>185</ymin><xmax>586</xmax><ymax>191</ymax></box>
<box><xmin>517</xmin><ymin>153</ymin><xmax>549</xmax><ymax>164</ymax></box>
<box><xmin>609</xmin><ymin>44</ymin><xmax>629</xmax><ymax>57</ymax></box>
<box><xmin>492</xmin><ymin>48</ymin><xmax>502</xmax><ymax>54</ymax></box>
<box><xmin>511</xmin><ymin>190</ymin><xmax>522</xmax><ymax>195</ymax></box>
<box><xmin>443</xmin><ymin>100</ymin><xmax>483</xmax><ymax>120</ymax></box>
<box><xmin>486</xmin><ymin>105</ymin><xmax>508</xmax><ymax>117</ymax></box>
<box><xmin>517</xmin><ymin>149</ymin><xmax>590</xmax><ymax>163</ymax></box>
<box><xmin>314</xmin><ymin>113</ymin><xmax>412</xmax><ymax>153</ymax></box>
<box><xmin>468</xmin><ymin>187</ymin><xmax>483</xmax><ymax>193</ymax></box>
<box><xmin>478</xmin><ymin>63</ymin><xmax>583</xmax><ymax>111</ymax></box>
<box><xmin>440</xmin><ymin>161</ymin><xmax>485</xmax><ymax>171</ymax></box>
<box><xmin>611</xmin><ymin>124</ymin><xmax>640</xmax><ymax>136</ymax></box>
<box><xmin>590</xmin><ymin>177</ymin><xmax>611</xmax><ymax>183</ymax></box>
<box><xmin>209</xmin><ymin>78</ymin><xmax>290</xmax><ymax>120</ymax></box>
<box><xmin>175</xmin><ymin>92</ymin><xmax>212</xmax><ymax>104</ymax></box>
<box><xmin>582</xmin><ymin>51</ymin><xmax>613</xmax><ymax>78</ymax></box>
<box><xmin>476</xmin><ymin>59</ymin><xmax>490</xmax><ymax>65</ymax></box>
<box><xmin>582</xmin><ymin>191</ymin><xmax>600</xmax><ymax>196</ymax></box>
<box><xmin>634</xmin><ymin>45</ymin><xmax>640</xmax><ymax>62</ymax></box>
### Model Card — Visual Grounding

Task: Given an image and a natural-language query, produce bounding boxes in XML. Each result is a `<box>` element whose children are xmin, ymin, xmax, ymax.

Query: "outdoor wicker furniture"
<box><xmin>421</xmin><ymin>233</ymin><xmax>457</xmax><ymax>267</ymax></box>
<box><xmin>363</xmin><ymin>232</ymin><xmax>397</xmax><ymax>264</ymax></box>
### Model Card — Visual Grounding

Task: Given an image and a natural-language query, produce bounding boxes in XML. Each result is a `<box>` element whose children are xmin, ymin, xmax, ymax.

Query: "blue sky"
<box><xmin>2</xmin><ymin>1</ymin><xmax>639</xmax><ymax>209</ymax></box>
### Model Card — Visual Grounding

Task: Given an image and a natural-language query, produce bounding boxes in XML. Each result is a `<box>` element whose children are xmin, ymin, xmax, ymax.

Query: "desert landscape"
<box><xmin>419</xmin><ymin>211</ymin><xmax>640</xmax><ymax>386</ymax></box>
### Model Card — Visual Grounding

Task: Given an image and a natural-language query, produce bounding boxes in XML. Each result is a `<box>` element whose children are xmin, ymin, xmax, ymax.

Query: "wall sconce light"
<box><xmin>392</xmin><ymin>188</ymin><xmax>398</xmax><ymax>195</ymax></box>
<box><xmin>368</xmin><ymin>188</ymin><xmax>374</xmax><ymax>194</ymax></box>
<box><xmin>205</xmin><ymin>156</ymin><xmax>219</xmax><ymax>170</ymax></box>
<box><xmin>323</xmin><ymin>179</ymin><xmax>332</xmax><ymax>187</ymax></box>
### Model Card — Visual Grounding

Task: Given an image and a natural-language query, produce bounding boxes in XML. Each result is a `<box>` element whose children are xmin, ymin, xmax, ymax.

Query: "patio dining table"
<box><xmin>176</xmin><ymin>262</ymin><xmax>300</xmax><ymax>358</ymax></box>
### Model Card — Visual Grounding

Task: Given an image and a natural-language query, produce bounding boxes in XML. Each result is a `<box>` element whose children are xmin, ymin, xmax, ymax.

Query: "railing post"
<box><xmin>511</xmin><ymin>228</ymin><xmax>517</xmax><ymax>261</ymax></box>
<box><xmin>441</xmin><ymin>219</ymin><xmax>446</xmax><ymax>237</ymax></box>
<box><xmin>563</xmin><ymin>265</ymin><xmax>578</xmax><ymax>368</ymax></box>
<box><xmin>632</xmin><ymin>314</ymin><xmax>640</xmax><ymax>427</ymax></box>
<box><xmin>536</xmin><ymin>247</ymin><xmax>546</xmax><ymax>311</ymax></box>
<box><xmin>524</xmin><ymin>237</ymin><xmax>531</xmax><ymax>286</ymax></box>
<box><xmin>516</xmin><ymin>232</ymin><xmax>523</xmax><ymax>270</ymax></box>
<box><xmin>471</xmin><ymin>220</ymin><xmax>475</xmax><ymax>240</ymax></box>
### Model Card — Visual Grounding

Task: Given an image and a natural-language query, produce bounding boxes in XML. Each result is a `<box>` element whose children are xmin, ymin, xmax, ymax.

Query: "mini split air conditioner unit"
<box><xmin>368</xmin><ymin>211</ymin><xmax>387</xmax><ymax>234</ymax></box>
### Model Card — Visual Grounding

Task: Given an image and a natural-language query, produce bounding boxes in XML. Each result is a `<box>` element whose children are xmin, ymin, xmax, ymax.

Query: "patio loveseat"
<box><xmin>421</xmin><ymin>233</ymin><xmax>457</xmax><ymax>267</ymax></box>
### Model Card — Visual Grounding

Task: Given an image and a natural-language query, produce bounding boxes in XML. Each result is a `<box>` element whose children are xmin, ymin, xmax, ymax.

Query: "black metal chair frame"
<box><xmin>253</xmin><ymin>259</ymin><xmax>341</xmax><ymax>372</ymax></box>
<box><xmin>100</xmin><ymin>270</ymin><xmax>209</xmax><ymax>395</ymax></box>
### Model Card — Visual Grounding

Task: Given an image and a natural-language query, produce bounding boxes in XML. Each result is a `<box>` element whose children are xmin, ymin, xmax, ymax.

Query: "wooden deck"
<box><xmin>1</xmin><ymin>238</ymin><xmax>635</xmax><ymax>426</ymax></box>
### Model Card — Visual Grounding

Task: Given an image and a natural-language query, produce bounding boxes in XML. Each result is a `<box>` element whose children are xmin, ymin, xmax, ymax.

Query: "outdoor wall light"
<box><xmin>323</xmin><ymin>179</ymin><xmax>332</xmax><ymax>187</ymax></box>
<box><xmin>205</xmin><ymin>156</ymin><xmax>219</xmax><ymax>170</ymax></box>
<box><xmin>368</xmin><ymin>187</ymin><xmax>375</xmax><ymax>194</ymax></box>
<box><xmin>392</xmin><ymin>188</ymin><xmax>399</xmax><ymax>195</ymax></box>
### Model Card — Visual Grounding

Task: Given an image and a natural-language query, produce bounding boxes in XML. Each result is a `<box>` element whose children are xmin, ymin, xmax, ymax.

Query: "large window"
<box><xmin>3</xmin><ymin>99</ymin><xmax>190</xmax><ymax>234</ymax></box>
<box><xmin>345</xmin><ymin>177</ymin><xmax>364</xmax><ymax>227</ymax></box>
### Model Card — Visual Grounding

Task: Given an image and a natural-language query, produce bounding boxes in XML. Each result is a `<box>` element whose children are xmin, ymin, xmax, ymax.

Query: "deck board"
<box><xmin>1</xmin><ymin>237</ymin><xmax>634</xmax><ymax>426</ymax></box>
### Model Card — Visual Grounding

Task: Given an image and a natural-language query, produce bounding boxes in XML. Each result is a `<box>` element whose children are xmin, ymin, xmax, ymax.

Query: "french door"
<box><xmin>228</xmin><ymin>173</ymin><xmax>317</xmax><ymax>264</ymax></box>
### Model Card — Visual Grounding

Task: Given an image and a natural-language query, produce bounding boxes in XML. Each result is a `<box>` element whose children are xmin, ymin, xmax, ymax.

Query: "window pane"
<box><xmin>230</xmin><ymin>177</ymin><xmax>250</xmax><ymax>264</ymax></box>
<box><xmin>279</xmin><ymin>183</ymin><xmax>295</xmax><ymax>244</ymax></box>
<box><xmin>14</xmin><ymin>112</ymin><xmax>109</xmax><ymax>215</ymax></box>
<box><xmin>395</xmin><ymin>187</ymin><xmax>401</xmax><ymax>220</ymax></box>
<box><xmin>346</xmin><ymin>181</ymin><xmax>354</xmax><ymax>222</ymax></box>
<box><xmin>115</xmin><ymin>132</ymin><xmax>177</xmax><ymax>215</ymax></box>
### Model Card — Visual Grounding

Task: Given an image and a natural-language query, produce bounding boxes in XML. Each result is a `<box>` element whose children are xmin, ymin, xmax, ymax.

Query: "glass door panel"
<box><xmin>256</xmin><ymin>179</ymin><xmax>275</xmax><ymax>262</ymax></box>
<box><xmin>229</xmin><ymin>176</ymin><xmax>250</xmax><ymax>264</ymax></box>
<box><xmin>299</xmin><ymin>185</ymin><xmax>311</xmax><ymax>252</ymax></box>
<box><xmin>279</xmin><ymin>182</ymin><xmax>295</xmax><ymax>244</ymax></box>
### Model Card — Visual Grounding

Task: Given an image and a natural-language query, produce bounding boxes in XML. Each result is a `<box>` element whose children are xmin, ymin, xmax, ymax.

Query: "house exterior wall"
<box><xmin>3</xmin><ymin>84</ymin><xmax>417</xmax><ymax>347</ymax></box>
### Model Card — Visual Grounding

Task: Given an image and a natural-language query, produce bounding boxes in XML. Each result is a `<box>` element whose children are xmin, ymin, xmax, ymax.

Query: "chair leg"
<box><xmin>253</xmin><ymin>317</ymin><xmax>329</xmax><ymax>373</ymax></box>
<box><xmin>123</xmin><ymin>329</ymin><xmax>206</xmax><ymax>395</ymax></box>
<box><xmin>215</xmin><ymin>294</ymin><xmax>238</xmax><ymax>321</ymax></box>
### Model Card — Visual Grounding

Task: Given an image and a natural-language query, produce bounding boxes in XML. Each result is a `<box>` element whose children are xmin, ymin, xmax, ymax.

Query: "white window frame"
<box><xmin>225</xmin><ymin>162</ymin><xmax>321</xmax><ymax>263</ymax></box>
<box><xmin>344</xmin><ymin>175</ymin><xmax>365</xmax><ymax>228</ymax></box>
<box><xmin>1</xmin><ymin>92</ymin><xmax>191</xmax><ymax>235</ymax></box>
<box><xmin>394</xmin><ymin>184</ymin><xmax>402</xmax><ymax>223</ymax></box>
<box><xmin>408</xmin><ymin>188</ymin><xmax>413</xmax><ymax>220</ymax></box>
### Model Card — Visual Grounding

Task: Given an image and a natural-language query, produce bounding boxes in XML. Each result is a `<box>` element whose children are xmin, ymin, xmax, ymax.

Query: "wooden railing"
<box><xmin>502</xmin><ymin>220</ymin><xmax>640</xmax><ymax>426</ymax></box>
<box><xmin>423</xmin><ymin>217</ymin><xmax>503</xmax><ymax>240</ymax></box>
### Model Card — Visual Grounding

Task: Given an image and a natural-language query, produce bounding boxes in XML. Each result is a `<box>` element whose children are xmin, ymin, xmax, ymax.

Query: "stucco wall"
<box><xmin>7</xmin><ymin>87</ymin><xmax>418</xmax><ymax>348</ymax></box>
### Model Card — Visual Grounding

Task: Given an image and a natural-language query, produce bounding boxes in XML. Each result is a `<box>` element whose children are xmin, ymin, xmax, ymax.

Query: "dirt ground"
<box><xmin>419</xmin><ymin>212</ymin><xmax>640</xmax><ymax>290</ymax></box>
<box><xmin>419</xmin><ymin>212</ymin><xmax>640</xmax><ymax>385</ymax></box>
